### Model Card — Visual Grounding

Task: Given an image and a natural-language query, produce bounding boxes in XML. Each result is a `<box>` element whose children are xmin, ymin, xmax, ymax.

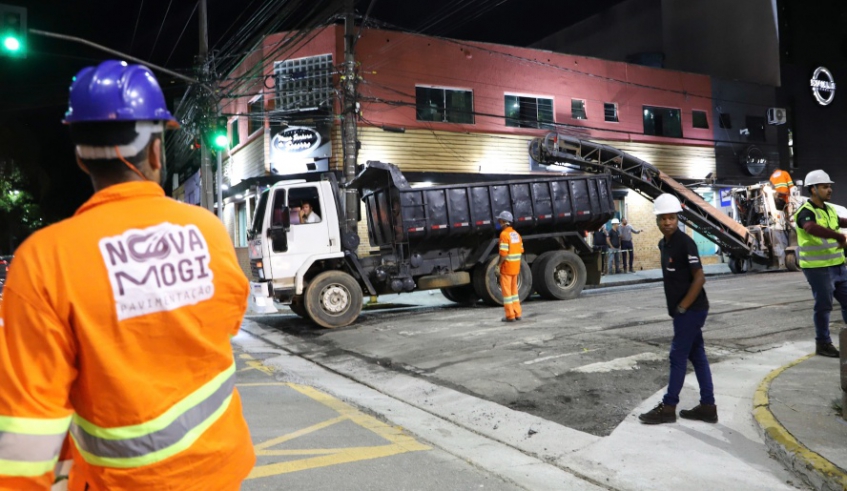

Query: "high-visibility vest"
<box><xmin>770</xmin><ymin>169</ymin><xmax>794</xmax><ymax>197</ymax></box>
<box><xmin>794</xmin><ymin>201</ymin><xmax>845</xmax><ymax>269</ymax></box>
<box><xmin>499</xmin><ymin>226</ymin><xmax>524</xmax><ymax>276</ymax></box>
<box><xmin>0</xmin><ymin>181</ymin><xmax>254</xmax><ymax>490</ymax></box>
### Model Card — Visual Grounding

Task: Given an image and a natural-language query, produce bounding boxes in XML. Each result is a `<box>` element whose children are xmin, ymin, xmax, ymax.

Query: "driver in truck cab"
<box><xmin>298</xmin><ymin>200</ymin><xmax>321</xmax><ymax>224</ymax></box>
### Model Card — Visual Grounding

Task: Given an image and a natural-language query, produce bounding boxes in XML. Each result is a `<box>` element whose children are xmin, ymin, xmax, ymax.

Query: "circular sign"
<box><xmin>741</xmin><ymin>146</ymin><xmax>768</xmax><ymax>176</ymax></box>
<box><xmin>272</xmin><ymin>126</ymin><xmax>321</xmax><ymax>154</ymax></box>
<box><xmin>810</xmin><ymin>67</ymin><xmax>836</xmax><ymax>106</ymax></box>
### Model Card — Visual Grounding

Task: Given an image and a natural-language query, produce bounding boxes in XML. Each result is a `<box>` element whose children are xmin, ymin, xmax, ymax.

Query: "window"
<box><xmin>288</xmin><ymin>186</ymin><xmax>322</xmax><ymax>225</ymax></box>
<box><xmin>746</xmin><ymin>116</ymin><xmax>766</xmax><ymax>142</ymax></box>
<box><xmin>571</xmin><ymin>99</ymin><xmax>587</xmax><ymax>120</ymax></box>
<box><xmin>643</xmin><ymin>106</ymin><xmax>682</xmax><ymax>138</ymax></box>
<box><xmin>230</xmin><ymin>119</ymin><xmax>240</xmax><ymax>147</ymax></box>
<box><xmin>692</xmin><ymin>110</ymin><xmax>709</xmax><ymax>129</ymax></box>
<box><xmin>274</xmin><ymin>53</ymin><xmax>334</xmax><ymax>113</ymax></box>
<box><xmin>604</xmin><ymin>102</ymin><xmax>618</xmax><ymax>122</ymax></box>
<box><xmin>505</xmin><ymin>95</ymin><xmax>554</xmax><ymax>129</ymax></box>
<box><xmin>247</xmin><ymin>99</ymin><xmax>263</xmax><ymax>135</ymax></box>
<box><xmin>415</xmin><ymin>87</ymin><xmax>474</xmax><ymax>124</ymax></box>
<box><xmin>236</xmin><ymin>203</ymin><xmax>247</xmax><ymax>247</ymax></box>
<box><xmin>718</xmin><ymin>113</ymin><xmax>732</xmax><ymax>129</ymax></box>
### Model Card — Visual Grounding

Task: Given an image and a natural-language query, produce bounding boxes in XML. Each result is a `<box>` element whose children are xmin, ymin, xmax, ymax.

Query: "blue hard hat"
<box><xmin>64</xmin><ymin>60</ymin><xmax>178</xmax><ymax>127</ymax></box>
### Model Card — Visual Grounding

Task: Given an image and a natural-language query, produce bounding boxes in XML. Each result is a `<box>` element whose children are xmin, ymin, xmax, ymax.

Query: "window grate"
<box><xmin>274</xmin><ymin>54</ymin><xmax>334</xmax><ymax>113</ymax></box>
<box><xmin>604</xmin><ymin>102</ymin><xmax>618</xmax><ymax>122</ymax></box>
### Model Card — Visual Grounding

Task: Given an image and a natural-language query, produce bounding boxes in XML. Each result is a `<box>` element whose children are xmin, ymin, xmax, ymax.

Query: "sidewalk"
<box><xmin>753</xmin><ymin>345</ymin><xmax>847</xmax><ymax>491</ymax></box>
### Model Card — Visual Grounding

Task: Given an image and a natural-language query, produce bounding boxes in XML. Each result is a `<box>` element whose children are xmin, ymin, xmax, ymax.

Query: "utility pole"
<box><xmin>198</xmin><ymin>0</ymin><xmax>215</xmax><ymax>213</ymax></box>
<box><xmin>342</xmin><ymin>0</ymin><xmax>359</xmax><ymax>235</ymax></box>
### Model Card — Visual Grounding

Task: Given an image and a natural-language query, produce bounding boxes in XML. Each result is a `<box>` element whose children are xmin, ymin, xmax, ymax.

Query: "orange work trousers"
<box><xmin>500</xmin><ymin>273</ymin><xmax>522</xmax><ymax>320</ymax></box>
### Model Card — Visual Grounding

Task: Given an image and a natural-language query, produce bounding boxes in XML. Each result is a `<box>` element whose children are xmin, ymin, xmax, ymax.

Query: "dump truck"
<box><xmin>248</xmin><ymin>161</ymin><xmax>614</xmax><ymax>328</ymax></box>
<box><xmin>529</xmin><ymin>133</ymin><xmax>799</xmax><ymax>274</ymax></box>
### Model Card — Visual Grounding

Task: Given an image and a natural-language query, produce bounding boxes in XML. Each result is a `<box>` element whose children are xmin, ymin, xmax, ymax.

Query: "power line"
<box><xmin>165</xmin><ymin>1</ymin><xmax>199</xmax><ymax>67</ymax></box>
<box><xmin>148</xmin><ymin>0</ymin><xmax>174</xmax><ymax>61</ymax></box>
<box><xmin>129</xmin><ymin>0</ymin><xmax>145</xmax><ymax>54</ymax></box>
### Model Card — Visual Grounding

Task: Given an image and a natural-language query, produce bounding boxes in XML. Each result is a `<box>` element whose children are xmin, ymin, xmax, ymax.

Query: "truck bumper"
<box><xmin>248</xmin><ymin>281</ymin><xmax>278</xmax><ymax>314</ymax></box>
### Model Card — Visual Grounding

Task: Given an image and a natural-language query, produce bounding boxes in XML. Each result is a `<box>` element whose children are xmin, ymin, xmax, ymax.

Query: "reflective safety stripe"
<box><xmin>798</xmin><ymin>240</ymin><xmax>838</xmax><ymax>252</ymax></box>
<box><xmin>801</xmin><ymin>252</ymin><xmax>845</xmax><ymax>262</ymax></box>
<box><xmin>0</xmin><ymin>414</ymin><xmax>72</xmax><ymax>435</ymax></box>
<box><xmin>70</xmin><ymin>364</ymin><xmax>235</xmax><ymax>468</ymax></box>
<box><xmin>0</xmin><ymin>457</ymin><xmax>58</xmax><ymax>477</ymax></box>
<box><xmin>499</xmin><ymin>244</ymin><xmax>509</xmax><ymax>250</ymax></box>
<box><xmin>503</xmin><ymin>295</ymin><xmax>519</xmax><ymax>304</ymax></box>
<box><xmin>0</xmin><ymin>431</ymin><xmax>66</xmax><ymax>463</ymax></box>
<box><xmin>505</xmin><ymin>254</ymin><xmax>521</xmax><ymax>261</ymax></box>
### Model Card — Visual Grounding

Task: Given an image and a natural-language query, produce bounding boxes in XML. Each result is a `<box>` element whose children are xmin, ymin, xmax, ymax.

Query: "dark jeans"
<box><xmin>802</xmin><ymin>264</ymin><xmax>847</xmax><ymax>344</ymax></box>
<box><xmin>607</xmin><ymin>247</ymin><xmax>621</xmax><ymax>273</ymax></box>
<box><xmin>621</xmin><ymin>240</ymin><xmax>634</xmax><ymax>270</ymax></box>
<box><xmin>662</xmin><ymin>309</ymin><xmax>715</xmax><ymax>407</ymax></box>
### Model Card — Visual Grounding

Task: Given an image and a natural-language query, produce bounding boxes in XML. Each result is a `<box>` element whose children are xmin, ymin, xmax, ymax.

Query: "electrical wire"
<box><xmin>129</xmin><ymin>0</ymin><xmax>145</xmax><ymax>54</ymax></box>
<box><xmin>148</xmin><ymin>0</ymin><xmax>175</xmax><ymax>61</ymax></box>
<box><xmin>164</xmin><ymin>1</ymin><xmax>199</xmax><ymax>67</ymax></box>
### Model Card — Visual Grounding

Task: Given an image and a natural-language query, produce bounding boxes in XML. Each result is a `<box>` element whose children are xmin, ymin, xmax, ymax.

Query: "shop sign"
<box><xmin>810</xmin><ymin>66</ymin><xmax>836</xmax><ymax>106</ymax></box>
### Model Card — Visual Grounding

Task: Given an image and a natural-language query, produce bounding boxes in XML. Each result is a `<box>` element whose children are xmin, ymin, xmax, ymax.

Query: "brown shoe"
<box><xmin>638</xmin><ymin>402</ymin><xmax>677</xmax><ymax>425</ymax></box>
<box><xmin>679</xmin><ymin>404</ymin><xmax>718</xmax><ymax>423</ymax></box>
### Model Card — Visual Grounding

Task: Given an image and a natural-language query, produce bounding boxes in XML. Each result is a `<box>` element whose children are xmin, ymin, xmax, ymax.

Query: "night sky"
<box><xmin>0</xmin><ymin>0</ymin><xmax>625</xmax><ymax>223</ymax></box>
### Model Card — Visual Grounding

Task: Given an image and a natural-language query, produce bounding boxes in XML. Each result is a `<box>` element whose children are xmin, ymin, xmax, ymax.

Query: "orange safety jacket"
<box><xmin>499</xmin><ymin>226</ymin><xmax>524</xmax><ymax>276</ymax></box>
<box><xmin>770</xmin><ymin>169</ymin><xmax>794</xmax><ymax>197</ymax></box>
<box><xmin>0</xmin><ymin>182</ymin><xmax>255</xmax><ymax>491</ymax></box>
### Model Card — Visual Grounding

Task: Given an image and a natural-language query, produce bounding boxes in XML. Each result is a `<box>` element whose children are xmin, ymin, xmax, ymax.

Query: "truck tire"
<box><xmin>533</xmin><ymin>251</ymin><xmax>587</xmax><ymax>300</ymax></box>
<box><xmin>289</xmin><ymin>295</ymin><xmax>308</xmax><ymax>318</ymax></box>
<box><xmin>304</xmin><ymin>271</ymin><xmax>363</xmax><ymax>329</ymax></box>
<box><xmin>472</xmin><ymin>257</ymin><xmax>532</xmax><ymax>306</ymax></box>
<box><xmin>441</xmin><ymin>285</ymin><xmax>479</xmax><ymax>305</ymax></box>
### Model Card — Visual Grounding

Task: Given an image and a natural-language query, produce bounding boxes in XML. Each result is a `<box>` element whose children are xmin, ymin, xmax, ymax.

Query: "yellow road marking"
<box><xmin>238</xmin><ymin>359</ymin><xmax>274</xmax><ymax>375</ymax></box>
<box><xmin>244</xmin><ymin>382</ymin><xmax>430</xmax><ymax>479</ymax></box>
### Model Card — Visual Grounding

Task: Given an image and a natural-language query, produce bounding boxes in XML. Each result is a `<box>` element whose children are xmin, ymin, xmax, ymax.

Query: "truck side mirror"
<box><xmin>269</xmin><ymin>227</ymin><xmax>288</xmax><ymax>253</ymax></box>
<box><xmin>281</xmin><ymin>206</ymin><xmax>291</xmax><ymax>230</ymax></box>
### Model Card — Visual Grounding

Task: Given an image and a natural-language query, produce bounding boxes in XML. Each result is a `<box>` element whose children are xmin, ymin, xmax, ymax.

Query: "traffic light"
<box><xmin>0</xmin><ymin>3</ymin><xmax>26</xmax><ymax>58</ymax></box>
<box><xmin>210</xmin><ymin>116</ymin><xmax>228</xmax><ymax>149</ymax></box>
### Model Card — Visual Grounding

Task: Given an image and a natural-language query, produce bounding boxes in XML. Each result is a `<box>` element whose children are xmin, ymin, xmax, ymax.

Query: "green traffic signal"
<box><xmin>3</xmin><ymin>35</ymin><xmax>19</xmax><ymax>51</ymax></box>
<box><xmin>213</xmin><ymin>133</ymin><xmax>229</xmax><ymax>149</ymax></box>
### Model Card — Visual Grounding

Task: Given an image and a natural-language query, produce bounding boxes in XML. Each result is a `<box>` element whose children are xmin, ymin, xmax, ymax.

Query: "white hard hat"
<box><xmin>804</xmin><ymin>170</ymin><xmax>834</xmax><ymax>187</ymax></box>
<box><xmin>653</xmin><ymin>194</ymin><xmax>683</xmax><ymax>215</ymax></box>
<box><xmin>611</xmin><ymin>218</ymin><xmax>620</xmax><ymax>224</ymax></box>
<box><xmin>497</xmin><ymin>210</ymin><xmax>514</xmax><ymax>222</ymax></box>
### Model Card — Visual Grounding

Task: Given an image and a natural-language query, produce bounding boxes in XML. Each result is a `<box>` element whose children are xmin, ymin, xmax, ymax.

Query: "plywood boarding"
<box><xmin>658</xmin><ymin>170</ymin><xmax>749</xmax><ymax>238</ymax></box>
<box><xmin>354</xmin><ymin>127</ymin><xmax>715</xmax><ymax>180</ymax></box>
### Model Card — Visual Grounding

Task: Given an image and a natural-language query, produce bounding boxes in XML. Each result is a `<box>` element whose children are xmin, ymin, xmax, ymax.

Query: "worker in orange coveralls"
<box><xmin>497</xmin><ymin>211</ymin><xmax>524</xmax><ymax>322</ymax></box>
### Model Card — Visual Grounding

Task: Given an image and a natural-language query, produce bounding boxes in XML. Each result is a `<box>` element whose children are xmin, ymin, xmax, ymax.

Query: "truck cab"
<box><xmin>249</xmin><ymin>179</ymin><xmax>343</xmax><ymax>307</ymax></box>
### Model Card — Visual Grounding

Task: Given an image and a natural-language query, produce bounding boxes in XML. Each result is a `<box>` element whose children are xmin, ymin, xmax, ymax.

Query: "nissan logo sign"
<box><xmin>272</xmin><ymin>126</ymin><xmax>321</xmax><ymax>153</ymax></box>
<box><xmin>810</xmin><ymin>66</ymin><xmax>836</xmax><ymax>106</ymax></box>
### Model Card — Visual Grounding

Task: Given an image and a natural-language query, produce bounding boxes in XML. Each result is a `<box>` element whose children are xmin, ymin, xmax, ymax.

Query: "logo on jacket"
<box><xmin>99</xmin><ymin>223</ymin><xmax>214</xmax><ymax>321</ymax></box>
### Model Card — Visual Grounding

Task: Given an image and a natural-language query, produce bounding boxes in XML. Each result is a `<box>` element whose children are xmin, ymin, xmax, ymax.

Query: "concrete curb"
<box><xmin>752</xmin><ymin>353</ymin><xmax>847</xmax><ymax>491</ymax></box>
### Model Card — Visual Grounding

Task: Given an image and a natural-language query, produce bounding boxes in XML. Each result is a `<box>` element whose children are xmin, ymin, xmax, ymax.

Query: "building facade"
<box><xmin>216</xmin><ymin>25</ymin><xmax>728</xmax><ymax>272</ymax></box>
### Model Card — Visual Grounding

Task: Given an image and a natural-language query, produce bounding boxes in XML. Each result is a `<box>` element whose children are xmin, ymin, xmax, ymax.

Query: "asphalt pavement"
<box><xmin>238</xmin><ymin>266</ymin><xmax>845</xmax><ymax>490</ymax></box>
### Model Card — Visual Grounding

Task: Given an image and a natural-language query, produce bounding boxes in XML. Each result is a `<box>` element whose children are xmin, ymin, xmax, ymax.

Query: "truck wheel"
<box><xmin>441</xmin><ymin>285</ymin><xmax>479</xmax><ymax>305</ymax></box>
<box><xmin>304</xmin><ymin>271</ymin><xmax>363</xmax><ymax>328</ymax></box>
<box><xmin>472</xmin><ymin>257</ymin><xmax>532</xmax><ymax>306</ymax></box>
<box><xmin>534</xmin><ymin>251</ymin><xmax>587</xmax><ymax>300</ymax></box>
<box><xmin>289</xmin><ymin>295</ymin><xmax>308</xmax><ymax>318</ymax></box>
<box><xmin>785</xmin><ymin>252</ymin><xmax>800</xmax><ymax>272</ymax></box>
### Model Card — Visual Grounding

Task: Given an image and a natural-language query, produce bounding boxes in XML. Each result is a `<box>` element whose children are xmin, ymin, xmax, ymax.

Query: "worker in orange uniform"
<box><xmin>770</xmin><ymin>166</ymin><xmax>795</xmax><ymax>211</ymax></box>
<box><xmin>497</xmin><ymin>211</ymin><xmax>524</xmax><ymax>322</ymax></box>
<box><xmin>0</xmin><ymin>60</ymin><xmax>255</xmax><ymax>491</ymax></box>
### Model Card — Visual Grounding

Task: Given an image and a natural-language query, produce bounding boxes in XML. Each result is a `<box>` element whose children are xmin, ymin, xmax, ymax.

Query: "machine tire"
<box><xmin>533</xmin><ymin>251</ymin><xmax>587</xmax><ymax>300</ymax></box>
<box><xmin>728</xmin><ymin>256</ymin><xmax>748</xmax><ymax>274</ymax></box>
<box><xmin>304</xmin><ymin>271</ymin><xmax>363</xmax><ymax>328</ymax></box>
<box><xmin>472</xmin><ymin>256</ymin><xmax>532</xmax><ymax>306</ymax></box>
<box><xmin>785</xmin><ymin>252</ymin><xmax>800</xmax><ymax>272</ymax></box>
<box><xmin>289</xmin><ymin>295</ymin><xmax>308</xmax><ymax>318</ymax></box>
<box><xmin>440</xmin><ymin>285</ymin><xmax>479</xmax><ymax>305</ymax></box>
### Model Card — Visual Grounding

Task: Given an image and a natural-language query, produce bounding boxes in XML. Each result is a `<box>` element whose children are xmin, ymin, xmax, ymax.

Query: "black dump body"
<box><xmin>350</xmin><ymin>161</ymin><xmax>615</xmax><ymax>252</ymax></box>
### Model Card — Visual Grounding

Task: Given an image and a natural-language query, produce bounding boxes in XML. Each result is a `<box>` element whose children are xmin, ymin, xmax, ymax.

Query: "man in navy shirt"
<box><xmin>639</xmin><ymin>194</ymin><xmax>717</xmax><ymax>425</ymax></box>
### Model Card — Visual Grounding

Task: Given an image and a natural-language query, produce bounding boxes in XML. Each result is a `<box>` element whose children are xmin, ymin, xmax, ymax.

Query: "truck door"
<box><xmin>267</xmin><ymin>184</ymin><xmax>333</xmax><ymax>287</ymax></box>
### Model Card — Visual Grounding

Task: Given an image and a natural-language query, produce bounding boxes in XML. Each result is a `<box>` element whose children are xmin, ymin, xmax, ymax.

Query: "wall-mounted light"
<box><xmin>381</xmin><ymin>125</ymin><xmax>405</xmax><ymax>133</ymax></box>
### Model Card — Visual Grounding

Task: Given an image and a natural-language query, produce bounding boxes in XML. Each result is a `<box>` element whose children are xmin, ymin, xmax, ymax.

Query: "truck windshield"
<box><xmin>251</xmin><ymin>190</ymin><xmax>270</xmax><ymax>237</ymax></box>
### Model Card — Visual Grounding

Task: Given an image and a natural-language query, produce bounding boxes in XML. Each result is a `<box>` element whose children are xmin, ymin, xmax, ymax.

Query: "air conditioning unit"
<box><xmin>767</xmin><ymin>107</ymin><xmax>787</xmax><ymax>125</ymax></box>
